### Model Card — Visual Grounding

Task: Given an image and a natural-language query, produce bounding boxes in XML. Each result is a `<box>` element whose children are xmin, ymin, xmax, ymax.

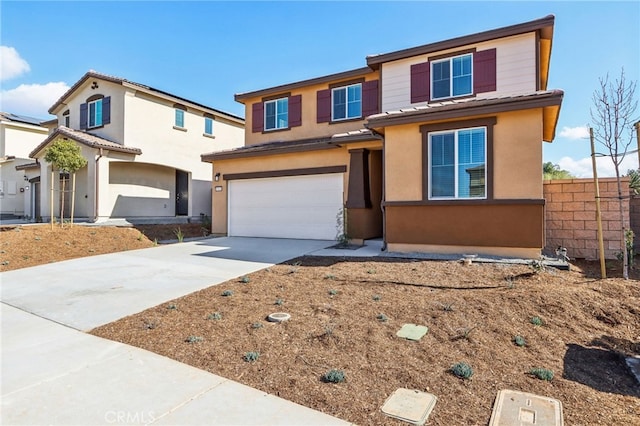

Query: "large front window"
<box><xmin>264</xmin><ymin>98</ymin><xmax>288</xmax><ymax>130</ymax></box>
<box><xmin>88</xmin><ymin>99</ymin><xmax>103</xmax><ymax>128</ymax></box>
<box><xmin>432</xmin><ymin>53</ymin><xmax>472</xmax><ymax>100</ymax></box>
<box><xmin>332</xmin><ymin>83</ymin><xmax>361</xmax><ymax>121</ymax></box>
<box><xmin>429</xmin><ymin>127</ymin><xmax>486</xmax><ymax>199</ymax></box>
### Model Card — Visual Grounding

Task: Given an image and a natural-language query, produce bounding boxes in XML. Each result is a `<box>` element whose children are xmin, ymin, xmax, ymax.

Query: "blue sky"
<box><xmin>1</xmin><ymin>1</ymin><xmax>638</xmax><ymax>177</ymax></box>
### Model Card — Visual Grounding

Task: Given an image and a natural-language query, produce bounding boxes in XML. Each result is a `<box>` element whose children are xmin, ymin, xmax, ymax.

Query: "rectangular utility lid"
<box><xmin>489</xmin><ymin>389</ymin><xmax>563</xmax><ymax>426</ymax></box>
<box><xmin>396</xmin><ymin>324</ymin><xmax>429</xmax><ymax>341</ymax></box>
<box><xmin>381</xmin><ymin>388</ymin><xmax>437</xmax><ymax>425</ymax></box>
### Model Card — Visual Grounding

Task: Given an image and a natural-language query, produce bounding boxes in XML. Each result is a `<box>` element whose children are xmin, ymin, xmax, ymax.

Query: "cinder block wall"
<box><xmin>543</xmin><ymin>178</ymin><xmax>630</xmax><ymax>260</ymax></box>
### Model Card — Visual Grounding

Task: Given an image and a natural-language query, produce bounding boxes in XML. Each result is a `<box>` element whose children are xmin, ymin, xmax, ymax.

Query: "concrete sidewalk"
<box><xmin>1</xmin><ymin>237</ymin><xmax>352</xmax><ymax>425</ymax></box>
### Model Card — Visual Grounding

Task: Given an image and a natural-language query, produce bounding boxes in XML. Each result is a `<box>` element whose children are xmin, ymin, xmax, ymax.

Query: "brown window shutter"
<box><xmin>316</xmin><ymin>89</ymin><xmax>331</xmax><ymax>123</ymax></box>
<box><xmin>473</xmin><ymin>48</ymin><xmax>497</xmax><ymax>93</ymax></box>
<box><xmin>289</xmin><ymin>94</ymin><xmax>302</xmax><ymax>127</ymax></box>
<box><xmin>410</xmin><ymin>62</ymin><xmax>430</xmax><ymax>103</ymax></box>
<box><xmin>251</xmin><ymin>102</ymin><xmax>264</xmax><ymax>133</ymax></box>
<box><xmin>102</xmin><ymin>96</ymin><xmax>111</xmax><ymax>124</ymax></box>
<box><xmin>362</xmin><ymin>80</ymin><xmax>379</xmax><ymax>117</ymax></box>
<box><xmin>79</xmin><ymin>103</ymin><xmax>88</xmax><ymax>130</ymax></box>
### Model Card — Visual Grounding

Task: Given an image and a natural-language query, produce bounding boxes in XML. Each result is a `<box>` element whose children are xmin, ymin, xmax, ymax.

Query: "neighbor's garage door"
<box><xmin>228</xmin><ymin>173</ymin><xmax>343</xmax><ymax>240</ymax></box>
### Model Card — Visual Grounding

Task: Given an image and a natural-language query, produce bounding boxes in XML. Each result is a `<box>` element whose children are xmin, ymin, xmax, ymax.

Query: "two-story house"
<box><xmin>0</xmin><ymin>112</ymin><xmax>48</xmax><ymax>220</ymax></box>
<box><xmin>202</xmin><ymin>15</ymin><xmax>563</xmax><ymax>258</ymax></box>
<box><xmin>25</xmin><ymin>71</ymin><xmax>244</xmax><ymax>223</ymax></box>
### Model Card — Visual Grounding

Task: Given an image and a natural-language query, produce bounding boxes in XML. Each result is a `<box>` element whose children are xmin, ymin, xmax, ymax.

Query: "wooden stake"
<box><xmin>590</xmin><ymin>127</ymin><xmax>607</xmax><ymax>279</ymax></box>
<box><xmin>71</xmin><ymin>173</ymin><xmax>76</xmax><ymax>227</ymax></box>
<box><xmin>50</xmin><ymin>170</ymin><xmax>54</xmax><ymax>230</ymax></box>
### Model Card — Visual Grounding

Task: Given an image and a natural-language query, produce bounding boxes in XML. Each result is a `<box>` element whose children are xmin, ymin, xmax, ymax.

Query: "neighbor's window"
<box><xmin>332</xmin><ymin>83</ymin><xmax>361</xmax><ymax>121</ymax></box>
<box><xmin>63</xmin><ymin>110</ymin><xmax>70</xmax><ymax>127</ymax></box>
<box><xmin>88</xmin><ymin>99</ymin><xmax>103</xmax><ymax>128</ymax></box>
<box><xmin>264</xmin><ymin>97</ymin><xmax>288</xmax><ymax>130</ymax></box>
<box><xmin>431</xmin><ymin>53</ymin><xmax>472</xmax><ymax>100</ymax></box>
<box><xmin>429</xmin><ymin>127</ymin><xmax>486</xmax><ymax>199</ymax></box>
<box><xmin>204</xmin><ymin>117</ymin><xmax>213</xmax><ymax>135</ymax></box>
<box><xmin>175</xmin><ymin>107</ymin><xmax>185</xmax><ymax>128</ymax></box>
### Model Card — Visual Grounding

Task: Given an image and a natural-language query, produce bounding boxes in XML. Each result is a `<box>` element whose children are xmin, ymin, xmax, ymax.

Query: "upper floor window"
<box><xmin>332</xmin><ymin>83</ymin><xmax>361</xmax><ymax>121</ymax></box>
<box><xmin>79</xmin><ymin>95</ymin><xmax>110</xmax><ymax>130</ymax></box>
<box><xmin>63</xmin><ymin>110</ymin><xmax>70</xmax><ymax>127</ymax></box>
<box><xmin>428</xmin><ymin>126</ymin><xmax>486</xmax><ymax>199</ymax></box>
<box><xmin>88</xmin><ymin>98</ymin><xmax>103</xmax><ymax>128</ymax></box>
<box><xmin>174</xmin><ymin>104</ymin><xmax>186</xmax><ymax>128</ymax></box>
<box><xmin>432</xmin><ymin>54</ymin><xmax>472</xmax><ymax>100</ymax></box>
<box><xmin>204</xmin><ymin>116</ymin><xmax>214</xmax><ymax>135</ymax></box>
<box><xmin>264</xmin><ymin>97</ymin><xmax>288</xmax><ymax>131</ymax></box>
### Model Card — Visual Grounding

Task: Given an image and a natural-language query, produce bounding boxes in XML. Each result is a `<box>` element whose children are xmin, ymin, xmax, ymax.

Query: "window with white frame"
<box><xmin>88</xmin><ymin>99</ymin><xmax>103</xmax><ymax>128</ymax></box>
<box><xmin>429</xmin><ymin>127</ymin><xmax>486</xmax><ymax>199</ymax></box>
<box><xmin>63</xmin><ymin>110</ymin><xmax>70</xmax><ymax>127</ymax></box>
<box><xmin>264</xmin><ymin>97</ymin><xmax>288</xmax><ymax>130</ymax></box>
<box><xmin>431</xmin><ymin>53</ymin><xmax>472</xmax><ymax>100</ymax></box>
<box><xmin>204</xmin><ymin>117</ymin><xmax>213</xmax><ymax>135</ymax></box>
<box><xmin>175</xmin><ymin>107</ymin><xmax>185</xmax><ymax>128</ymax></box>
<box><xmin>332</xmin><ymin>83</ymin><xmax>361</xmax><ymax>121</ymax></box>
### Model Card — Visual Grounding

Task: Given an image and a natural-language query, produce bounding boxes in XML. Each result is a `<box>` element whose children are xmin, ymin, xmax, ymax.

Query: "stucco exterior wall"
<box><xmin>210</xmin><ymin>141</ymin><xmax>382</xmax><ymax>235</ymax></box>
<box><xmin>381</xmin><ymin>33</ymin><xmax>537</xmax><ymax>111</ymax></box>
<box><xmin>242</xmin><ymin>71</ymin><xmax>379</xmax><ymax>146</ymax></box>
<box><xmin>108</xmin><ymin>161</ymin><xmax>175</xmax><ymax>217</ymax></box>
<box><xmin>544</xmin><ymin>178</ymin><xmax>631</xmax><ymax>260</ymax></box>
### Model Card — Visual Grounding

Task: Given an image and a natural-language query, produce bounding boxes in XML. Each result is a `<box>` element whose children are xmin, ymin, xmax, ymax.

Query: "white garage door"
<box><xmin>228</xmin><ymin>173</ymin><xmax>344</xmax><ymax>240</ymax></box>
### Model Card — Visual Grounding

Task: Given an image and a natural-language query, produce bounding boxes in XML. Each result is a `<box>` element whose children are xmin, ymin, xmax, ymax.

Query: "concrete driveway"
<box><xmin>1</xmin><ymin>237</ymin><xmax>352</xmax><ymax>426</ymax></box>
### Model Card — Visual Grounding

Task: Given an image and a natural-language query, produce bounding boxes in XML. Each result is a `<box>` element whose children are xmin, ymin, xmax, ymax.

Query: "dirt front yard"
<box><xmin>2</xmin><ymin>224</ymin><xmax>639</xmax><ymax>424</ymax></box>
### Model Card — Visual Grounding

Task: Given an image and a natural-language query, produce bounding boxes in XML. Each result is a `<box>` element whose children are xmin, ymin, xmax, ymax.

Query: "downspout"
<box><xmin>94</xmin><ymin>148</ymin><xmax>103</xmax><ymax>222</ymax></box>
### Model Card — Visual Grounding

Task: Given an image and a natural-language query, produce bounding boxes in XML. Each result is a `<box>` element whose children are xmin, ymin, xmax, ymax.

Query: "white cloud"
<box><xmin>558</xmin><ymin>154</ymin><xmax>639</xmax><ymax>178</ymax></box>
<box><xmin>0</xmin><ymin>82</ymin><xmax>69</xmax><ymax>118</ymax></box>
<box><xmin>0</xmin><ymin>46</ymin><xmax>30</xmax><ymax>81</ymax></box>
<box><xmin>558</xmin><ymin>126</ymin><xmax>590</xmax><ymax>140</ymax></box>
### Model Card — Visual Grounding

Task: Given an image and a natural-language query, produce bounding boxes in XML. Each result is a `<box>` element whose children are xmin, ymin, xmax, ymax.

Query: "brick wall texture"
<box><xmin>543</xmin><ymin>178</ymin><xmax>633</xmax><ymax>260</ymax></box>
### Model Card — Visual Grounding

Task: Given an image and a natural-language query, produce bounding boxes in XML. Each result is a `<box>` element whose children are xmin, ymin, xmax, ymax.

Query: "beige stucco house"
<box><xmin>25</xmin><ymin>71</ymin><xmax>244</xmax><ymax>223</ymax></box>
<box><xmin>0</xmin><ymin>113</ymin><xmax>48</xmax><ymax>219</ymax></box>
<box><xmin>204</xmin><ymin>15</ymin><xmax>563</xmax><ymax>258</ymax></box>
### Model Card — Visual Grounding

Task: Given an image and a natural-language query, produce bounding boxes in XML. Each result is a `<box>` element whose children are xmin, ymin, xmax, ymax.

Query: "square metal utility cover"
<box><xmin>489</xmin><ymin>389</ymin><xmax>563</xmax><ymax>426</ymax></box>
<box><xmin>381</xmin><ymin>388</ymin><xmax>437</xmax><ymax>425</ymax></box>
<box><xmin>396</xmin><ymin>324</ymin><xmax>429</xmax><ymax>341</ymax></box>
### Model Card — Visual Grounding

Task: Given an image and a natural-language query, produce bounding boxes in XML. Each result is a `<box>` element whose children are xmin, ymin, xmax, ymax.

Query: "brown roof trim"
<box><xmin>29</xmin><ymin>126</ymin><xmax>142</xmax><ymax>158</ymax></box>
<box><xmin>49</xmin><ymin>71</ymin><xmax>244</xmax><ymax>124</ymax></box>
<box><xmin>366</xmin><ymin>15</ymin><xmax>555</xmax><ymax>68</ymax></box>
<box><xmin>202</xmin><ymin>138</ymin><xmax>338</xmax><ymax>162</ymax></box>
<box><xmin>224</xmin><ymin>165</ymin><xmax>347</xmax><ymax>181</ymax></box>
<box><xmin>383</xmin><ymin>199</ymin><xmax>545</xmax><ymax>207</ymax></box>
<box><xmin>234</xmin><ymin>67</ymin><xmax>373</xmax><ymax>102</ymax></box>
<box><xmin>366</xmin><ymin>90</ymin><xmax>564</xmax><ymax>128</ymax></box>
<box><xmin>15</xmin><ymin>162</ymin><xmax>39</xmax><ymax>170</ymax></box>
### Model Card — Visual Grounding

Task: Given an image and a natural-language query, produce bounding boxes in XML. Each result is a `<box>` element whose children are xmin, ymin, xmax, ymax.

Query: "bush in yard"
<box><xmin>530</xmin><ymin>368</ymin><xmax>554</xmax><ymax>381</ymax></box>
<box><xmin>450</xmin><ymin>362</ymin><xmax>473</xmax><ymax>379</ymax></box>
<box><xmin>514</xmin><ymin>335</ymin><xmax>527</xmax><ymax>347</ymax></box>
<box><xmin>244</xmin><ymin>351</ymin><xmax>260</xmax><ymax>362</ymax></box>
<box><xmin>322</xmin><ymin>369</ymin><xmax>346</xmax><ymax>383</ymax></box>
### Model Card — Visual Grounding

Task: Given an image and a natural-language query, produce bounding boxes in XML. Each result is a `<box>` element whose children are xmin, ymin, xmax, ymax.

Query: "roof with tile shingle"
<box><xmin>29</xmin><ymin>126</ymin><xmax>142</xmax><ymax>158</ymax></box>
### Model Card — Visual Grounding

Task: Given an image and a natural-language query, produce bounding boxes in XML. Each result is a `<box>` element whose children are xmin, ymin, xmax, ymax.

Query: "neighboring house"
<box><xmin>26</xmin><ymin>71</ymin><xmax>244</xmax><ymax>223</ymax></box>
<box><xmin>203</xmin><ymin>15</ymin><xmax>563</xmax><ymax>258</ymax></box>
<box><xmin>0</xmin><ymin>113</ymin><xmax>48</xmax><ymax>219</ymax></box>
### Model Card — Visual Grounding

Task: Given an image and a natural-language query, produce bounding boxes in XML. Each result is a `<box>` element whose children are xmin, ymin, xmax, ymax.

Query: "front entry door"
<box><xmin>175</xmin><ymin>170</ymin><xmax>188</xmax><ymax>216</ymax></box>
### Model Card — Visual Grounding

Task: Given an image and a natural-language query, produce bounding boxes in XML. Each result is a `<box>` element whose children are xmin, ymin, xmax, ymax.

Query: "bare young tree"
<box><xmin>591</xmin><ymin>69</ymin><xmax>638</xmax><ymax>279</ymax></box>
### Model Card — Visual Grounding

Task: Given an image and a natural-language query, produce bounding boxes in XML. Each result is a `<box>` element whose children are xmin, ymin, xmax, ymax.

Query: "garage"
<box><xmin>228</xmin><ymin>173</ymin><xmax>344</xmax><ymax>240</ymax></box>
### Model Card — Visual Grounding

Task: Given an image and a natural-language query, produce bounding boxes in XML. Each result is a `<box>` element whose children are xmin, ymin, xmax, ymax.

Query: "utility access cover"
<box><xmin>381</xmin><ymin>388</ymin><xmax>437</xmax><ymax>425</ymax></box>
<box><xmin>489</xmin><ymin>389</ymin><xmax>563</xmax><ymax>426</ymax></box>
<box><xmin>396</xmin><ymin>324</ymin><xmax>429</xmax><ymax>341</ymax></box>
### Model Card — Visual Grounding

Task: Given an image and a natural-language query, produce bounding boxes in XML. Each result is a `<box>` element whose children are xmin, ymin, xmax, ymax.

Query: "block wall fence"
<box><xmin>543</xmin><ymin>177</ymin><xmax>640</xmax><ymax>260</ymax></box>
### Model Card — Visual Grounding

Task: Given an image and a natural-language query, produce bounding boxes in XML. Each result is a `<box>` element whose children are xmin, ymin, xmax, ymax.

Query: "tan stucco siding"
<box><xmin>210</xmin><ymin>141</ymin><xmax>382</xmax><ymax>235</ymax></box>
<box><xmin>384</xmin><ymin>124</ymin><xmax>423</xmax><ymax>202</ymax></box>
<box><xmin>242</xmin><ymin>71</ymin><xmax>379</xmax><ymax>146</ymax></box>
<box><xmin>381</xmin><ymin>33</ymin><xmax>537</xmax><ymax>111</ymax></box>
<box><xmin>493</xmin><ymin>109</ymin><xmax>543</xmax><ymax>198</ymax></box>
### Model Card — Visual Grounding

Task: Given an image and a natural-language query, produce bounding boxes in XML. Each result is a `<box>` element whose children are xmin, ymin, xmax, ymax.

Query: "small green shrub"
<box><xmin>207</xmin><ymin>312</ymin><xmax>222</xmax><ymax>320</ymax></box>
<box><xmin>221</xmin><ymin>290</ymin><xmax>234</xmax><ymax>297</ymax></box>
<box><xmin>274</xmin><ymin>298</ymin><xmax>284</xmax><ymax>306</ymax></box>
<box><xmin>328</xmin><ymin>289</ymin><xmax>338</xmax><ymax>296</ymax></box>
<box><xmin>530</xmin><ymin>368</ymin><xmax>554</xmax><ymax>381</ymax></box>
<box><xmin>322</xmin><ymin>369</ymin><xmax>346</xmax><ymax>383</ymax></box>
<box><xmin>324</xmin><ymin>274</ymin><xmax>337</xmax><ymax>280</ymax></box>
<box><xmin>240</xmin><ymin>275</ymin><xmax>250</xmax><ymax>284</ymax></box>
<box><xmin>174</xmin><ymin>227</ymin><xmax>184</xmax><ymax>243</ymax></box>
<box><xmin>137</xmin><ymin>233</ymin><xmax>144</xmax><ymax>241</ymax></box>
<box><xmin>514</xmin><ymin>335</ymin><xmax>527</xmax><ymax>347</ymax></box>
<box><xmin>530</xmin><ymin>316</ymin><xmax>544</xmax><ymax>326</ymax></box>
<box><xmin>372</xmin><ymin>295</ymin><xmax>381</xmax><ymax>301</ymax></box>
<box><xmin>376</xmin><ymin>313</ymin><xmax>389</xmax><ymax>322</ymax></box>
<box><xmin>166</xmin><ymin>303</ymin><xmax>177</xmax><ymax>310</ymax></box>
<box><xmin>244</xmin><ymin>351</ymin><xmax>260</xmax><ymax>362</ymax></box>
<box><xmin>441</xmin><ymin>303</ymin><xmax>455</xmax><ymax>312</ymax></box>
<box><xmin>185</xmin><ymin>336</ymin><xmax>203</xmax><ymax>343</ymax></box>
<box><xmin>367</xmin><ymin>269</ymin><xmax>376</xmax><ymax>274</ymax></box>
<box><xmin>251</xmin><ymin>322</ymin><xmax>263</xmax><ymax>329</ymax></box>
<box><xmin>450</xmin><ymin>362</ymin><xmax>474</xmax><ymax>379</ymax></box>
